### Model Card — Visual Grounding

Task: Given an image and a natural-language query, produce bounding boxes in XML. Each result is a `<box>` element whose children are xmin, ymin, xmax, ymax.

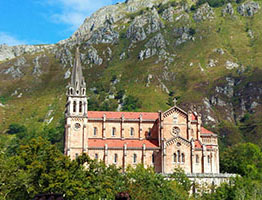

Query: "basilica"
<box><xmin>64</xmin><ymin>47</ymin><xmax>220</xmax><ymax>174</ymax></box>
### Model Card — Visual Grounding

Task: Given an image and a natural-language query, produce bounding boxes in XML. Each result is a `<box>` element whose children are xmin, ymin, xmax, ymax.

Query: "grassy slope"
<box><xmin>0</xmin><ymin>1</ymin><xmax>261</xmax><ymax>141</ymax></box>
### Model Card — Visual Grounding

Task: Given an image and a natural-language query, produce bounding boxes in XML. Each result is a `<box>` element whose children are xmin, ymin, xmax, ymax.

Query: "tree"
<box><xmin>7</xmin><ymin>123</ymin><xmax>27</xmax><ymax>135</ymax></box>
<box><xmin>0</xmin><ymin>137</ymin><xmax>125</xmax><ymax>200</ymax></box>
<box><xmin>220</xmin><ymin>143</ymin><xmax>262</xmax><ymax>178</ymax></box>
<box><xmin>125</xmin><ymin>164</ymin><xmax>189</xmax><ymax>200</ymax></box>
<box><xmin>122</xmin><ymin>95</ymin><xmax>142</xmax><ymax>111</ymax></box>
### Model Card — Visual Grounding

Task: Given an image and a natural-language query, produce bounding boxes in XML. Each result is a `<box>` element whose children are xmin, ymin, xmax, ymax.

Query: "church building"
<box><xmin>64</xmin><ymin>47</ymin><xmax>220</xmax><ymax>174</ymax></box>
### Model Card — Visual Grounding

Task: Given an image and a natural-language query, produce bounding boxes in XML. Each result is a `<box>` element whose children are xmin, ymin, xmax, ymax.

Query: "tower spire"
<box><xmin>68</xmin><ymin>44</ymin><xmax>86</xmax><ymax>96</ymax></box>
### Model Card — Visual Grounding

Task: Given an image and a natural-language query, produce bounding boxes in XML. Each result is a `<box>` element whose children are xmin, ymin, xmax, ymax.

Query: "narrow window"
<box><xmin>130</xmin><ymin>127</ymin><xmax>134</xmax><ymax>136</ymax></box>
<box><xmin>152</xmin><ymin>153</ymin><xmax>155</xmax><ymax>164</ymax></box>
<box><xmin>173</xmin><ymin>115</ymin><xmax>178</xmax><ymax>124</ymax></box>
<box><xmin>75</xmin><ymin>153</ymin><xmax>79</xmax><ymax>158</ymax></box>
<box><xmin>79</xmin><ymin>101</ymin><xmax>82</xmax><ymax>112</ymax></box>
<box><xmin>173</xmin><ymin>153</ymin><xmax>177</xmax><ymax>163</ymax></box>
<box><xmin>208</xmin><ymin>155</ymin><xmax>210</xmax><ymax>164</ymax></box>
<box><xmin>133</xmin><ymin>154</ymin><xmax>137</xmax><ymax>164</ymax></box>
<box><xmin>93</xmin><ymin>127</ymin><xmax>97</xmax><ymax>136</ymax></box>
<box><xmin>70</xmin><ymin>88</ymin><xmax>73</xmax><ymax>95</ymax></box>
<box><xmin>177</xmin><ymin>150</ymin><xmax>180</xmax><ymax>163</ymax></box>
<box><xmin>148</xmin><ymin>128</ymin><xmax>151</xmax><ymax>137</ymax></box>
<box><xmin>114</xmin><ymin>154</ymin><xmax>118</xmax><ymax>164</ymax></box>
<box><xmin>95</xmin><ymin>153</ymin><xmax>98</xmax><ymax>160</ymax></box>
<box><xmin>196</xmin><ymin>155</ymin><xmax>199</xmax><ymax>163</ymax></box>
<box><xmin>73</xmin><ymin>101</ymin><xmax>77</xmax><ymax>112</ymax></box>
<box><xmin>112</xmin><ymin>127</ymin><xmax>116</xmax><ymax>136</ymax></box>
<box><xmin>182</xmin><ymin>153</ymin><xmax>185</xmax><ymax>163</ymax></box>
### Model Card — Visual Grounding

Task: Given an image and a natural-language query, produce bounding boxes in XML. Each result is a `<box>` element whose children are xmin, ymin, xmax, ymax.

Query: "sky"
<box><xmin>0</xmin><ymin>0</ymin><xmax>124</xmax><ymax>46</ymax></box>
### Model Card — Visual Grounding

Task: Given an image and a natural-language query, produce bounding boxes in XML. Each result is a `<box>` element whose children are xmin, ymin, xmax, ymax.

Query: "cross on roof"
<box><xmin>173</xmin><ymin>98</ymin><xmax>177</xmax><ymax>106</ymax></box>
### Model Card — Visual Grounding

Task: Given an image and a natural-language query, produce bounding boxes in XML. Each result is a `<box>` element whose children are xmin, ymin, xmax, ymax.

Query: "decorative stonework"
<box><xmin>64</xmin><ymin>46</ymin><xmax>220</xmax><ymax>175</ymax></box>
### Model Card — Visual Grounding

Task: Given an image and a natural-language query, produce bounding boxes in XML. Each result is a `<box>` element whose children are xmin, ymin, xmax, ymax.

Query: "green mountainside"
<box><xmin>0</xmin><ymin>0</ymin><xmax>262</xmax><ymax>147</ymax></box>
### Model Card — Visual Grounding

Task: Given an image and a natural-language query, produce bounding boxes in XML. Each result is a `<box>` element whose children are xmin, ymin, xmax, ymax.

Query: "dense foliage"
<box><xmin>0</xmin><ymin>136</ymin><xmax>191</xmax><ymax>200</ymax></box>
<box><xmin>1</xmin><ymin>121</ymin><xmax>262</xmax><ymax>200</ymax></box>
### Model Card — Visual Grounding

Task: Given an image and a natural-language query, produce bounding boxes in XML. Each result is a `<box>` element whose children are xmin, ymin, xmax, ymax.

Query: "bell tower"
<box><xmin>64</xmin><ymin>46</ymin><xmax>88</xmax><ymax>158</ymax></box>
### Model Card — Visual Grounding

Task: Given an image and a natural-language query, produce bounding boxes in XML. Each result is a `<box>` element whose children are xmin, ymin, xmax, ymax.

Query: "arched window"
<box><xmin>70</xmin><ymin>88</ymin><xmax>73</xmax><ymax>95</ymax></box>
<box><xmin>196</xmin><ymin>155</ymin><xmax>199</xmax><ymax>163</ymax></box>
<box><xmin>177</xmin><ymin>150</ymin><xmax>181</xmax><ymax>163</ymax></box>
<box><xmin>130</xmin><ymin>127</ymin><xmax>134</xmax><ymax>136</ymax></box>
<box><xmin>133</xmin><ymin>154</ymin><xmax>137</xmax><ymax>164</ymax></box>
<box><xmin>173</xmin><ymin>153</ymin><xmax>177</xmax><ymax>163</ymax></box>
<box><xmin>112</xmin><ymin>127</ymin><xmax>116</xmax><ymax>136</ymax></box>
<box><xmin>93</xmin><ymin>127</ymin><xmax>97</xmax><ymax>136</ymax></box>
<box><xmin>182</xmin><ymin>153</ymin><xmax>185</xmax><ymax>163</ymax></box>
<box><xmin>73</xmin><ymin>101</ymin><xmax>77</xmax><ymax>112</ymax></box>
<box><xmin>114</xmin><ymin>154</ymin><xmax>118</xmax><ymax>164</ymax></box>
<box><xmin>75</xmin><ymin>153</ymin><xmax>79</xmax><ymax>158</ymax></box>
<box><xmin>82</xmin><ymin>88</ymin><xmax>85</xmax><ymax>95</ymax></box>
<box><xmin>95</xmin><ymin>153</ymin><xmax>98</xmax><ymax>160</ymax></box>
<box><xmin>79</xmin><ymin>101</ymin><xmax>82</xmax><ymax>113</ymax></box>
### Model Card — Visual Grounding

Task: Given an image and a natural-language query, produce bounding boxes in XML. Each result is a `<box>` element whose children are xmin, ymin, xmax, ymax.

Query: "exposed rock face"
<box><xmin>55</xmin><ymin>46</ymin><xmax>73</xmax><ymax>68</ymax></box>
<box><xmin>237</xmin><ymin>1</ymin><xmax>260</xmax><ymax>16</ymax></box>
<box><xmin>162</xmin><ymin>7</ymin><xmax>175</xmax><ymax>22</ymax></box>
<box><xmin>87</xmin><ymin>21</ymin><xmax>119</xmax><ymax>44</ymax></box>
<box><xmin>226</xmin><ymin>61</ymin><xmax>239</xmax><ymax>70</ymax></box>
<box><xmin>0</xmin><ymin>44</ymin><xmax>55</xmax><ymax>62</ymax></box>
<box><xmin>126</xmin><ymin>9</ymin><xmax>163</xmax><ymax>43</ymax></box>
<box><xmin>215</xmin><ymin>77</ymin><xmax>235</xmax><ymax>98</ymax></box>
<box><xmin>86</xmin><ymin>47</ymin><xmax>103</xmax><ymax>66</ymax></box>
<box><xmin>64</xmin><ymin>68</ymin><xmax>71</xmax><ymax>79</ymax></box>
<box><xmin>64</xmin><ymin>0</ymin><xmax>167</xmax><ymax>44</ymax></box>
<box><xmin>2</xmin><ymin>66</ymin><xmax>23</xmax><ymax>78</ymax></box>
<box><xmin>174</xmin><ymin>27</ymin><xmax>195</xmax><ymax>46</ymax></box>
<box><xmin>247</xmin><ymin>29</ymin><xmax>254</xmax><ymax>38</ymax></box>
<box><xmin>146</xmin><ymin>33</ymin><xmax>166</xmax><ymax>49</ymax></box>
<box><xmin>32</xmin><ymin>56</ymin><xmax>42</xmax><ymax>76</ymax></box>
<box><xmin>207</xmin><ymin>59</ymin><xmax>218</xmax><ymax>67</ymax></box>
<box><xmin>126</xmin><ymin>19</ymin><xmax>147</xmax><ymax>42</ymax></box>
<box><xmin>139</xmin><ymin>33</ymin><xmax>166</xmax><ymax>60</ymax></box>
<box><xmin>146</xmin><ymin>9</ymin><xmax>165</xmax><ymax>34</ymax></box>
<box><xmin>120</xmin><ymin>52</ymin><xmax>126</xmax><ymax>60</ymax></box>
<box><xmin>222</xmin><ymin>3</ymin><xmax>234</xmax><ymax>16</ymax></box>
<box><xmin>213</xmin><ymin>48</ymin><xmax>225</xmax><ymax>55</ymax></box>
<box><xmin>193</xmin><ymin>3</ymin><xmax>214</xmax><ymax>22</ymax></box>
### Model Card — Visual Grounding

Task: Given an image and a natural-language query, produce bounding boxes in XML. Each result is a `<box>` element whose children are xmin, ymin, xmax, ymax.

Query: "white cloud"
<box><xmin>0</xmin><ymin>32</ymin><xmax>27</xmax><ymax>46</ymax></box>
<box><xmin>48</xmin><ymin>0</ymin><xmax>114</xmax><ymax>30</ymax></box>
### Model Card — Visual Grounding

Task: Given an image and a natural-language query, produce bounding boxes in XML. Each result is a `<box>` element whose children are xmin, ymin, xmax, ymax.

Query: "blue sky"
<box><xmin>0</xmin><ymin>0</ymin><xmax>124</xmax><ymax>46</ymax></box>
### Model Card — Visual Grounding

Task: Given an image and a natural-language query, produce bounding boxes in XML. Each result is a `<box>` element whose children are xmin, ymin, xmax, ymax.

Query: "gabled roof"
<box><xmin>163</xmin><ymin>106</ymin><xmax>188</xmax><ymax>118</ymax></box>
<box><xmin>191</xmin><ymin>113</ymin><xmax>197</xmax><ymax>121</ymax></box>
<box><xmin>88</xmin><ymin>139</ymin><xmax>159</xmax><ymax>148</ymax></box>
<box><xmin>194</xmin><ymin>140</ymin><xmax>202</xmax><ymax>148</ymax></box>
<box><xmin>87</xmin><ymin>111</ymin><xmax>159</xmax><ymax>120</ymax></box>
<box><xmin>201</xmin><ymin>127</ymin><xmax>214</xmax><ymax>135</ymax></box>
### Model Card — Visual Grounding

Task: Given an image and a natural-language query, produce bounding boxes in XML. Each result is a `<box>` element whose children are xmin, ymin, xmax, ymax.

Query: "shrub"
<box><xmin>7</xmin><ymin>123</ymin><xmax>27</xmax><ymax>135</ymax></box>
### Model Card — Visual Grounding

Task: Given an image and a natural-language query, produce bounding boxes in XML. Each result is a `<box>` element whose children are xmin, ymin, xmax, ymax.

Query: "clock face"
<box><xmin>172</xmin><ymin>126</ymin><xmax>180</xmax><ymax>136</ymax></box>
<box><xmin>74</xmin><ymin>123</ymin><xmax>81</xmax><ymax>130</ymax></box>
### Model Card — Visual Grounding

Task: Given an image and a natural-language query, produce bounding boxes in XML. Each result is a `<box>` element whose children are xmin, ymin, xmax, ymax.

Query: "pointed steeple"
<box><xmin>67</xmin><ymin>46</ymin><xmax>86</xmax><ymax>97</ymax></box>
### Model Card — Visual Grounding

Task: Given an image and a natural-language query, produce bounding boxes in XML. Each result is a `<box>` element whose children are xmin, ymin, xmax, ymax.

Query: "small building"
<box><xmin>64</xmin><ymin>47</ymin><xmax>219</xmax><ymax>174</ymax></box>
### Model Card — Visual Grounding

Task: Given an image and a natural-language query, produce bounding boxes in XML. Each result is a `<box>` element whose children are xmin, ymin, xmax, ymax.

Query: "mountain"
<box><xmin>0</xmin><ymin>0</ymin><xmax>261</xmax><ymax>146</ymax></box>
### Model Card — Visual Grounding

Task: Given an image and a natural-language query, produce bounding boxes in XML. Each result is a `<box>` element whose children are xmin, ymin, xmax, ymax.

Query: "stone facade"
<box><xmin>64</xmin><ymin>47</ymin><xmax>220</xmax><ymax>174</ymax></box>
